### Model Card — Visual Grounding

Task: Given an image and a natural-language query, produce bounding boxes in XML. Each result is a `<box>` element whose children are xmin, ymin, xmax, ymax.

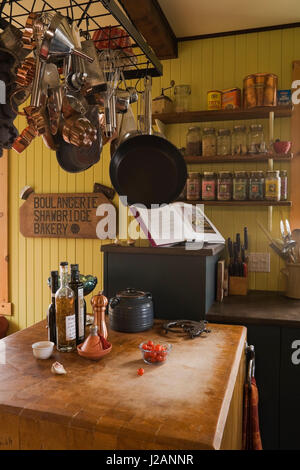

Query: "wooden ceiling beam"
<box><xmin>119</xmin><ymin>0</ymin><xmax>178</xmax><ymax>59</ymax></box>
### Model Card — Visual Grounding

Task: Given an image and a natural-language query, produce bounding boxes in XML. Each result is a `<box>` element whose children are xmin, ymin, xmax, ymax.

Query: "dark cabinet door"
<box><xmin>246</xmin><ymin>325</ymin><xmax>281</xmax><ymax>450</ymax></box>
<box><xmin>280</xmin><ymin>327</ymin><xmax>300</xmax><ymax>449</ymax></box>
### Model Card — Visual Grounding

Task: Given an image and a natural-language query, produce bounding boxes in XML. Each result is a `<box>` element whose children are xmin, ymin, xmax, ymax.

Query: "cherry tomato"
<box><xmin>137</xmin><ymin>368</ymin><xmax>144</xmax><ymax>376</ymax></box>
<box><xmin>147</xmin><ymin>340</ymin><xmax>154</xmax><ymax>348</ymax></box>
<box><xmin>155</xmin><ymin>344</ymin><xmax>162</xmax><ymax>352</ymax></box>
<box><xmin>144</xmin><ymin>352</ymin><xmax>151</xmax><ymax>359</ymax></box>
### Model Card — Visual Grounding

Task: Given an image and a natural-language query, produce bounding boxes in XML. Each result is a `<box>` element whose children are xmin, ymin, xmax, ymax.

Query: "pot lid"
<box><xmin>116</xmin><ymin>288</ymin><xmax>147</xmax><ymax>299</ymax></box>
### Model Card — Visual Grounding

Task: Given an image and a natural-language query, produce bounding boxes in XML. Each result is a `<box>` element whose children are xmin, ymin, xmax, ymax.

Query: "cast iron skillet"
<box><xmin>109</xmin><ymin>134</ymin><xmax>187</xmax><ymax>208</ymax></box>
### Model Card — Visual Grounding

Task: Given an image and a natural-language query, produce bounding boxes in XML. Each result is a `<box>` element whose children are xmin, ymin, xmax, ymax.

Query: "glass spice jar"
<box><xmin>248</xmin><ymin>124</ymin><xmax>266</xmax><ymax>154</ymax></box>
<box><xmin>217</xmin><ymin>171</ymin><xmax>232</xmax><ymax>200</ymax></box>
<box><xmin>231</xmin><ymin>125</ymin><xmax>247</xmax><ymax>155</ymax></box>
<box><xmin>280</xmin><ymin>170</ymin><xmax>288</xmax><ymax>201</ymax></box>
<box><xmin>202</xmin><ymin>172</ymin><xmax>216</xmax><ymax>200</ymax></box>
<box><xmin>249</xmin><ymin>171</ymin><xmax>264</xmax><ymax>200</ymax></box>
<box><xmin>233</xmin><ymin>171</ymin><xmax>248</xmax><ymax>200</ymax></box>
<box><xmin>187</xmin><ymin>172</ymin><xmax>200</xmax><ymax>200</ymax></box>
<box><xmin>265</xmin><ymin>170</ymin><xmax>281</xmax><ymax>201</ymax></box>
<box><xmin>217</xmin><ymin>129</ymin><xmax>231</xmax><ymax>156</ymax></box>
<box><xmin>186</xmin><ymin>126</ymin><xmax>201</xmax><ymax>156</ymax></box>
<box><xmin>174</xmin><ymin>84</ymin><xmax>191</xmax><ymax>112</ymax></box>
<box><xmin>202</xmin><ymin>127</ymin><xmax>217</xmax><ymax>157</ymax></box>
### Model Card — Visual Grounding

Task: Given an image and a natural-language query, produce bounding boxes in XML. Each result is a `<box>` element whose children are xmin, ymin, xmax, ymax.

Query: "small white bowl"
<box><xmin>32</xmin><ymin>341</ymin><xmax>54</xmax><ymax>359</ymax></box>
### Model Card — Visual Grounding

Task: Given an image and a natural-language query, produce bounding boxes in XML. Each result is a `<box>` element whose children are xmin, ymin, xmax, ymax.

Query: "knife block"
<box><xmin>229</xmin><ymin>276</ymin><xmax>248</xmax><ymax>296</ymax></box>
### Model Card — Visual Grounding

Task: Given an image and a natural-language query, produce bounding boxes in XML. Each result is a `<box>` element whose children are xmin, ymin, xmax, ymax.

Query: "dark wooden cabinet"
<box><xmin>279</xmin><ymin>327</ymin><xmax>300</xmax><ymax>450</ymax></box>
<box><xmin>246</xmin><ymin>325</ymin><xmax>281</xmax><ymax>450</ymax></box>
<box><xmin>207</xmin><ymin>292</ymin><xmax>300</xmax><ymax>450</ymax></box>
<box><xmin>101</xmin><ymin>244</ymin><xmax>224</xmax><ymax>321</ymax></box>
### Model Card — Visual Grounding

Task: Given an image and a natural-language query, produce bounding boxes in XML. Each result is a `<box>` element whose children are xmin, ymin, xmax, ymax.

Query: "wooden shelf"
<box><xmin>184</xmin><ymin>153</ymin><xmax>293</xmax><ymax>164</ymax></box>
<box><xmin>153</xmin><ymin>105</ymin><xmax>292</xmax><ymax>124</ymax></box>
<box><xmin>179</xmin><ymin>200</ymin><xmax>292</xmax><ymax>207</ymax></box>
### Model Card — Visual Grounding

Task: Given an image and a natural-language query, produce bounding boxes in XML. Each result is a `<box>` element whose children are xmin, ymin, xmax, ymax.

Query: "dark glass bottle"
<box><xmin>47</xmin><ymin>270</ymin><xmax>58</xmax><ymax>344</ymax></box>
<box><xmin>69</xmin><ymin>264</ymin><xmax>85</xmax><ymax>345</ymax></box>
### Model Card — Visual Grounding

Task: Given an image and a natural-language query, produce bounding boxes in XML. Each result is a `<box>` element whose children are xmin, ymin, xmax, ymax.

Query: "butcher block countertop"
<box><xmin>0</xmin><ymin>320</ymin><xmax>246</xmax><ymax>450</ymax></box>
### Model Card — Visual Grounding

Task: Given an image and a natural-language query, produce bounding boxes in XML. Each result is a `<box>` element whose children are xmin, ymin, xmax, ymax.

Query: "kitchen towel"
<box><xmin>242</xmin><ymin>377</ymin><xmax>263</xmax><ymax>450</ymax></box>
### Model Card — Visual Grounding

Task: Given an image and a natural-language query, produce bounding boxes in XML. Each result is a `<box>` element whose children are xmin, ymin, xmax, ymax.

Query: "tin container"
<box><xmin>243</xmin><ymin>73</ymin><xmax>278</xmax><ymax>108</ymax></box>
<box><xmin>221</xmin><ymin>87</ymin><xmax>241</xmax><ymax>109</ymax></box>
<box><xmin>207</xmin><ymin>90</ymin><xmax>222</xmax><ymax>110</ymax></box>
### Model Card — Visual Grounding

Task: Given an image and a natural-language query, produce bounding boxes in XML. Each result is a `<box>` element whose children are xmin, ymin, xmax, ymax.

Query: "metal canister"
<box><xmin>243</xmin><ymin>73</ymin><xmax>278</xmax><ymax>108</ymax></box>
<box><xmin>207</xmin><ymin>90</ymin><xmax>222</xmax><ymax>110</ymax></box>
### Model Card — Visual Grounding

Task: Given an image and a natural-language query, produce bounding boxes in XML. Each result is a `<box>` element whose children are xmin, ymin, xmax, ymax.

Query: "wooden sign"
<box><xmin>20</xmin><ymin>191</ymin><xmax>114</xmax><ymax>239</ymax></box>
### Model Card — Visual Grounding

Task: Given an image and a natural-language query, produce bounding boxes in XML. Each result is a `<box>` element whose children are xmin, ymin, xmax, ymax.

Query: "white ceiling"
<box><xmin>158</xmin><ymin>0</ymin><xmax>300</xmax><ymax>38</ymax></box>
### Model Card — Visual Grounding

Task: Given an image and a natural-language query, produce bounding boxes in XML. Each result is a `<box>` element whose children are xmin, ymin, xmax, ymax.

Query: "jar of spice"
<box><xmin>280</xmin><ymin>170</ymin><xmax>288</xmax><ymax>201</ymax></box>
<box><xmin>202</xmin><ymin>172</ymin><xmax>216</xmax><ymax>200</ymax></box>
<box><xmin>217</xmin><ymin>129</ymin><xmax>231</xmax><ymax>156</ymax></box>
<box><xmin>248</xmin><ymin>124</ymin><xmax>266</xmax><ymax>154</ymax></box>
<box><xmin>249</xmin><ymin>171</ymin><xmax>264</xmax><ymax>200</ymax></box>
<box><xmin>233</xmin><ymin>171</ymin><xmax>248</xmax><ymax>200</ymax></box>
<box><xmin>217</xmin><ymin>171</ymin><xmax>232</xmax><ymax>200</ymax></box>
<box><xmin>231</xmin><ymin>125</ymin><xmax>247</xmax><ymax>155</ymax></box>
<box><xmin>186</xmin><ymin>127</ymin><xmax>201</xmax><ymax>156</ymax></box>
<box><xmin>265</xmin><ymin>170</ymin><xmax>281</xmax><ymax>201</ymax></box>
<box><xmin>187</xmin><ymin>172</ymin><xmax>200</xmax><ymax>200</ymax></box>
<box><xmin>202</xmin><ymin>128</ymin><xmax>217</xmax><ymax>157</ymax></box>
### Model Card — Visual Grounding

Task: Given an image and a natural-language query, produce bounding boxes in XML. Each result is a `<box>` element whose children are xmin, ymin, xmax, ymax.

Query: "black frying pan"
<box><xmin>109</xmin><ymin>133</ymin><xmax>187</xmax><ymax>208</ymax></box>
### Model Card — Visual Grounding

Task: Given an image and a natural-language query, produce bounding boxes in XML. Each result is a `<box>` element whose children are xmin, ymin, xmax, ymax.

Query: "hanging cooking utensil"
<box><xmin>54</xmin><ymin>105</ymin><xmax>101</xmax><ymax>173</ymax></box>
<box><xmin>109</xmin><ymin>76</ymin><xmax>187</xmax><ymax>207</ymax></box>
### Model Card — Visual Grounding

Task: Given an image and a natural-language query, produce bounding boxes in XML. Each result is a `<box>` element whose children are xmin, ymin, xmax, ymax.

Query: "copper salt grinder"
<box><xmin>90</xmin><ymin>291</ymin><xmax>108</xmax><ymax>339</ymax></box>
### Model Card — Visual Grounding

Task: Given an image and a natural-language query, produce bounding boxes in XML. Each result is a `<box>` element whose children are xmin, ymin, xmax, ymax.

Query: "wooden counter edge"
<box><xmin>213</xmin><ymin>326</ymin><xmax>247</xmax><ymax>450</ymax></box>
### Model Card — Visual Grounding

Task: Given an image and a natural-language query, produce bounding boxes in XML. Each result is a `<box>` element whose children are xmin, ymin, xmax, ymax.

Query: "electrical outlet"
<box><xmin>248</xmin><ymin>253</ymin><xmax>271</xmax><ymax>273</ymax></box>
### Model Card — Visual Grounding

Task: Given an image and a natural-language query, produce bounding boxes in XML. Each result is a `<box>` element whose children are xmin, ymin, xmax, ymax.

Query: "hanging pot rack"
<box><xmin>0</xmin><ymin>0</ymin><xmax>163</xmax><ymax>80</ymax></box>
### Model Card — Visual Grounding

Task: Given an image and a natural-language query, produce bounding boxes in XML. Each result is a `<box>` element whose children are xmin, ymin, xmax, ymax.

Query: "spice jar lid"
<box><xmin>203</xmin><ymin>127</ymin><xmax>216</xmax><ymax>134</ymax></box>
<box><xmin>218</xmin><ymin>171</ymin><xmax>232</xmax><ymax>178</ymax></box>
<box><xmin>188</xmin><ymin>126</ymin><xmax>200</xmax><ymax>131</ymax></box>
<box><xmin>217</xmin><ymin>128</ymin><xmax>230</xmax><ymax>136</ymax></box>
<box><xmin>203</xmin><ymin>171</ymin><xmax>216</xmax><ymax>177</ymax></box>
<box><xmin>188</xmin><ymin>172</ymin><xmax>200</xmax><ymax>178</ymax></box>
<box><xmin>233</xmin><ymin>125</ymin><xmax>246</xmax><ymax>132</ymax></box>
<box><xmin>249</xmin><ymin>124</ymin><xmax>263</xmax><ymax>131</ymax></box>
<box><xmin>250</xmin><ymin>171</ymin><xmax>264</xmax><ymax>177</ymax></box>
<box><xmin>234</xmin><ymin>171</ymin><xmax>248</xmax><ymax>178</ymax></box>
<box><xmin>207</xmin><ymin>89</ymin><xmax>221</xmax><ymax>94</ymax></box>
<box><xmin>280</xmin><ymin>170</ymin><xmax>288</xmax><ymax>176</ymax></box>
<box><xmin>266</xmin><ymin>170</ymin><xmax>280</xmax><ymax>177</ymax></box>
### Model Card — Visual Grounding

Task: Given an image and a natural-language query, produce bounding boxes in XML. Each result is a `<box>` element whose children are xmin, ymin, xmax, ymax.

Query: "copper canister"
<box><xmin>243</xmin><ymin>73</ymin><xmax>278</xmax><ymax>108</ymax></box>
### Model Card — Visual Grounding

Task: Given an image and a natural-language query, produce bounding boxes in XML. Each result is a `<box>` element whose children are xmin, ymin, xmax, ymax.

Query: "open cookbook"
<box><xmin>130</xmin><ymin>202</ymin><xmax>225</xmax><ymax>247</ymax></box>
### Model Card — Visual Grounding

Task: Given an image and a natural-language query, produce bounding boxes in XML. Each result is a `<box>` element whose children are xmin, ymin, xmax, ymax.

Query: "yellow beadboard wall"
<box><xmin>7</xmin><ymin>26</ymin><xmax>300</xmax><ymax>333</ymax></box>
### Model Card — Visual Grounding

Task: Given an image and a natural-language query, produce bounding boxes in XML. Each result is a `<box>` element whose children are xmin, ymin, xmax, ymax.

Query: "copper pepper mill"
<box><xmin>90</xmin><ymin>291</ymin><xmax>108</xmax><ymax>339</ymax></box>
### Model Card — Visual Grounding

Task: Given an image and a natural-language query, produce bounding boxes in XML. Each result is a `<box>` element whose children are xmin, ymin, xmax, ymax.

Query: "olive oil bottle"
<box><xmin>47</xmin><ymin>270</ymin><xmax>58</xmax><ymax>344</ymax></box>
<box><xmin>55</xmin><ymin>262</ymin><xmax>76</xmax><ymax>352</ymax></box>
<box><xmin>69</xmin><ymin>264</ymin><xmax>85</xmax><ymax>345</ymax></box>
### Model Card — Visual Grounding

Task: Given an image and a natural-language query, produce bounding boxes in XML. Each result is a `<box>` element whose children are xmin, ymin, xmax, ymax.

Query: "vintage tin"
<box><xmin>221</xmin><ymin>87</ymin><xmax>241</xmax><ymax>109</ymax></box>
<box><xmin>277</xmin><ymin>90</ymin><xmax>291</xmax><ymax>106</ymax></box>
<box><xmin>243</xmin><ymin>73</ymin><xmax>278</xmax><ymax>108</ymax></box>
<box><xmin>207</xmin><ymin>90</ymin><xmax>222</xmax><ymax>110</ymax></box>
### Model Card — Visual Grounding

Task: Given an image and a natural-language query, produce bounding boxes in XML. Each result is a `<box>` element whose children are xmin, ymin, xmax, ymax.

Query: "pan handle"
<box><xmin>144</xmin><ymin>75</ymin><xmax>152</xmax><ymax>135</ymax></box>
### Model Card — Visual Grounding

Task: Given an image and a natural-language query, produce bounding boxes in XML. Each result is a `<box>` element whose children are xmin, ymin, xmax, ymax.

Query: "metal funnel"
<box><xmin>39</xmin><ymin>13</ymin><xmax>93</xmax><ymax>63</ymax></box>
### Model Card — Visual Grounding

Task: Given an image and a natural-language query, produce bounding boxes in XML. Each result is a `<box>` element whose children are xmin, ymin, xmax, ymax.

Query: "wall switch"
<box><xmin>248</xmin><ymin>253</ymin><xmax>271</xmax><ymax>273</ymax></box>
